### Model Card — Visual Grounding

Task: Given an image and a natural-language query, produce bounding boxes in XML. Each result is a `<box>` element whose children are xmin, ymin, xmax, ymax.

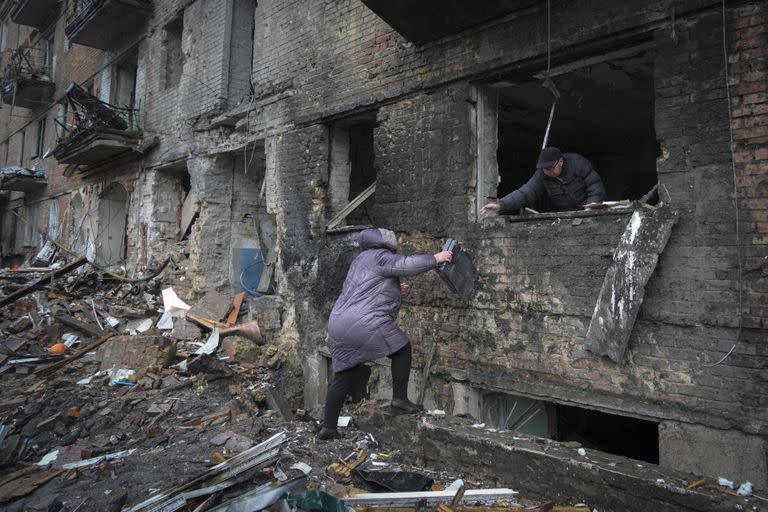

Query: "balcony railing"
<box><xmin>65</xmin><ymin>0</ymin><xmax>151</xmax><ymax>51</ymax></box>
<box><xmin>53</xmin><ymin>83</ymin><xmax>143</xmax><ymax>166</ymax></box>
<box><xmin>0</xmin><ymin>46</ymin><xmax>55</xmax><ymax>109</ymax></box>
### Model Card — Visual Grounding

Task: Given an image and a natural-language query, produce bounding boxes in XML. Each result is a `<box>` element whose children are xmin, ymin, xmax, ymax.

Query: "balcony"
<box><xmin>0</xmin><ymin>167</ymin><xmax>47</xmax><ymax>192</ymax></box>
<box><xmin>360</xmin><ymin>0</ymin><xmax>534</xmax><ymax>44</ymax></box>
<box><xmin>10</xmin><ymin>0</ymin><xmax>60</xmax><ymax>29</ymax></box>
<box><xmin>65</xmin><ymin>0</ymin><xmax>151</xmax><ymax>51</ymax></box>
<box><xmin>1</xmin><ymin>47</ymin><xmax>55</xmax><ymax>109</ymax></box>
<box><xmin>53</xmin><ymin>83</ymin><xmax>143</xmax><ymax>166</ymax></box>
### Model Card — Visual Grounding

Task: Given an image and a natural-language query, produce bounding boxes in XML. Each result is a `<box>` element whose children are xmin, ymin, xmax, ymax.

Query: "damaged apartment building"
<box><xmin>0</xmin><ymin>0</ymin><xmax>766</xmax><ymax>499</ymax></box>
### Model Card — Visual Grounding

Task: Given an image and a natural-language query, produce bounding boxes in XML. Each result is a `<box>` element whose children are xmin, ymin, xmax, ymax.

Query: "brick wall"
<box><xmin>302</xmin><ymin>4</ymin><xmax>768</xmax><ymax>438</ymax></box>
<box><xmin>727</xmin><ymin>3</ymin><xmax>768</xmax><ymax>331</ymax></box>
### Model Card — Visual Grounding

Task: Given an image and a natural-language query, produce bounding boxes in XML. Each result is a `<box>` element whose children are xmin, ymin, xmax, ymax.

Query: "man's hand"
<box><xmin>399</xmin><ymin>282</ymin><xmax>410</xmax><ymax>293</ymax></box>
<box><xmin>434</xmin><ymin>251</ymin><xmax>453</xmax><ymax>264</ymax></box>
<box><xmin>480</xmin><ymin>202</ymin><xmax>501</xmax><ymax>218</ymax></box>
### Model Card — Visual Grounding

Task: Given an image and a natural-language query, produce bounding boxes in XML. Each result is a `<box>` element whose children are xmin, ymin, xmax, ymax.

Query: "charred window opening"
<box><xmin>482</xmin><ymin>391</ymin><xmax>659</xmax><ymax>463</ymax></box>
<box><xmin>555</xmin><ymin>403</ymin><xmax>659</xmax><ymax>464</ymax></box>
<box><xmin>112</xmin><ymin>48</ymin><xmax>138</xmax><ymax>110</ymax></box>
<box><xmin>229</xmin><ymin>143</ymin><xmax>276</xmax><ymax>295</ymax></box>
<box><xmin>328</xmin><ymin>111</ymin><xmax>377</xmax><ymax>229</ymax></box>
<box><xmin>486</xmin><ymin>46</ymin><xmax>658</xmax><ymax>214</ymax></box>
<box><xmin>164</xmin><ymin>16</ymin><xmax>183</xmax><ymax>90</ymax></box>
<box><xmin>227</xmin><ymin>0</ymin><xmax>256</xmax><ymax>105</ymax></box>
<box><xmin>95</xmin><ymin>182</ymin><xmax>128</xmax><ymax>267</ymax></box>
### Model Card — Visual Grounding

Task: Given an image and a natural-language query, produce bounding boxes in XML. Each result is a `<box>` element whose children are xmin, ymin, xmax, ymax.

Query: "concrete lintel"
<box><xmin>357</xmin><ymin>412</ymin><xmax>761</xmax><ymax>512</ymax></box>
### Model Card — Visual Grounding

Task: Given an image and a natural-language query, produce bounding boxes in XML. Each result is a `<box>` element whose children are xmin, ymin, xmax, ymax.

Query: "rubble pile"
<box><xmin>0</xmin><ymin>255</ymin><xmax>581</xmax><ymax>512</ymax></box>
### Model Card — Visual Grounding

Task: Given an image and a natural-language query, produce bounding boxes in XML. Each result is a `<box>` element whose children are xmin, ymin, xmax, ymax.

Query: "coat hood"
<box><xmin>359</xmin><ymin>228</ymin><xmax>398</xmax><ymax>252</ymax></box>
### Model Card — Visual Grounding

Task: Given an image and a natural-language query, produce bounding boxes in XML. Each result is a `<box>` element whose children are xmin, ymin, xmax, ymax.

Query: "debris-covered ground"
<box><xmin>2</xmin><ymin>253</ymin><xmax>760</xmax><ymax>512</ymax></box>
<box><xmin>0</xmin><ymin>254</ymin><xmax>581</xmax><ymax>512</ymax></box>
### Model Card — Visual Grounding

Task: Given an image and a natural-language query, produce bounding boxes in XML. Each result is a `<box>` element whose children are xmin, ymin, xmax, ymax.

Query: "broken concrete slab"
<box><xmin>357</xmin><ymin>412</ymin><xmax>754</xmax><ymax>512</ymax></box>
<box><xmin>98</xmin><ymin>335</ymin><xmax>177</xmax><ymax>373</ymax></box>
<box><xmin>188</xmin><ymin>289</ymin><xmax>232</xmax><ymax>324</ymax></box>
<box><xmin>585</xmin><ymin>206</ymin><xmax>678</xmax><ymax>363</ymax></box>
<box><xmin>170</xmin><ymin>318</ymin><xmax>202</xmax><ymax>340</ymax></box>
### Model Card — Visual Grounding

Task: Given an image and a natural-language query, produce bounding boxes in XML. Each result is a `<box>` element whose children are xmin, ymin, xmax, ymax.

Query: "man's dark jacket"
<box><xmin>497</xmin><ymin>153</ymin><xmax>605</xmax><ymax>212</ymax></box>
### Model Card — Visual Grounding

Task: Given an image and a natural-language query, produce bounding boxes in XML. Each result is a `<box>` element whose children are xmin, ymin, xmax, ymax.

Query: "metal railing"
<box><xmin>1</xmin><ymin>46</ymin><xmax>51</xmax><ymax>85</ymax></box>
<box><xmin>55</xmin><ymin>84</ymin><xmax>142</xmax><ymax>145</ymax></box>
<box><xmin>66</xmin><ymin>0</ymin><xmax>105</xmax><ymax>25</ymax></box>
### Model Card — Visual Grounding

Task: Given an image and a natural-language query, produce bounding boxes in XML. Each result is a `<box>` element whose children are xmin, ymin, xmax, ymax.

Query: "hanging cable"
<box><xmin>703</xmin><ymin>0</ymin><xmax>742</xmax><ymax>367</ymax></box>
<box><xmin>541</xmin><ymin>0</ymin><xmax>560</xmax><ymax>149</ymax></box>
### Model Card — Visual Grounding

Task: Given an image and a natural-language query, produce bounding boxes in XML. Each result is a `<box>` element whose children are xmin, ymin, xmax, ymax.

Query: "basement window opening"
<box><xmin>482</xmin><ymin>392</ymin><xmax>659</xmax><ymax>464</ymax></box>
<box><xmin>480</xmin><ymin>46</ymin><xmax>660</xmax><ymax>216</ymax></box>
<box><xmin>327</xmin><ymin>111</ymin><xmax>378</xmax><ymax>230</ymax></box>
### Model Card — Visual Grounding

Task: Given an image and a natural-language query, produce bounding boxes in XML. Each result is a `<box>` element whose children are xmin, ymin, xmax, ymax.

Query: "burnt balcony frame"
<box><xmin>65</xmin><ymin>0</ymin><xmax>152</xmax><ymax>51</ymax></box>
<box><xmin>1</xmin><ymin>46</ymin><xmax>55</xmax><ymax>109</ymax></box>
<box><xmin>53</xmin><ymin>82</ymin><xmax>143</xmax><ymax>167</ymax></box>
<box><xmin>10</xmin><ymin>0</ymin><xmax>61</xmax><ymax>29</ymax></box>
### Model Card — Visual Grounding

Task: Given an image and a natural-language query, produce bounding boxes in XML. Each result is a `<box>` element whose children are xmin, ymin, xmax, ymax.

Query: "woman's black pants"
<box><xmin>322</xmin><ymin>343</ymin><xmax>412</xmax><ymax>430</ymax></box>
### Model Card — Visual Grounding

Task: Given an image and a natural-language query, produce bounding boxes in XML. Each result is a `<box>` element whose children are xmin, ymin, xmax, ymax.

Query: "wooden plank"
<box><xmin>35</xmin><ymin>334</ymin><xmax>115</xmax><ymax>376</ymax></box>
<box><xmin>0</xmin><ymin>256</ymin><xmax>87</xmax><ymax>308</ymax></box>
<box><xmin>417</xmin><ymin>341</ymin><xmax>437</xmax><ymax>406</ymax></box>
<box><xmin>345</xmin><ymin>489</ymin><xmax>518</xmax><ymax>508</ymax></box>
<box><xmin>0</xmin><ymin>469</ymin><xmax>63</xmax><ymax>504</ymax></box>
<box><xmin>585</xmin><ymin>207</ymin><xmax>678</xmax><ymax>362</ymax></box>
<box><xmin>326</xmin><ymin>182</ymin><xmax>376</xmax><ymax>230</ymax></box>
<box><xmin>54</xmin><ymin>314</ymin><xmax>104</xmax><ymax>338</ymax></box>
<box><xmin>186</xmin><ymin>311</ymin><xmax>228</xmax><ymax>330</ymax></box>
<box><xmin>179</xmin><ymin>190</ymin><xmax>199</xmax><ymax>241</ymax></box>
<box><xmin>226</xmin><ymin>292</ymin><xmax>245</xmax><ymax>326</ymax></box>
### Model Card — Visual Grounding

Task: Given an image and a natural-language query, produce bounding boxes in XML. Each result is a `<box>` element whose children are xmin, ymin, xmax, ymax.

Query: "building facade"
<box><xmin>0</xmin><ymin>0</ymin><xmax>765</xmax><ymax>487</ymax></box>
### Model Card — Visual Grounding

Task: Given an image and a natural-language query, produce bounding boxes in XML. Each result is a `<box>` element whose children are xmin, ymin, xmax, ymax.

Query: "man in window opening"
<box><xmin>481</xmin><ymin>146</ymin><xmax>606</xmax><ymax>216</ymax></box>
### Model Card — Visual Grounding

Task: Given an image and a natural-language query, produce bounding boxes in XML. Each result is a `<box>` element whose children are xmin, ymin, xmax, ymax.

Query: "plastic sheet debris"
<box><xmin>337</xmin><ymin>416</ymin><xmax>352</xmax><ymax>428</ymax></box>
<box><xmin>36</xmin><ymin>450</ymin><xmax>60</xmax><ymax>466</ymax></box>
<box><xmin>125</xmin><ymin>318</ymin><xmax>153</xmax><ymax>335</ymax></box>
<box><xmin>109</xmin><ymin>368</ymin><xmax>136</xmax><ymax>386</ymax></box>
<box><xmin>737</xmin><ymin>482</ymin><xmax>753</xmax><ymax>496</ymax></box>
<box><xmin>427</xmin><ymin>410</ymin><xmax>446</xmax><ymax>416</ymax></box>
<box><xmin>286</xmin><ymin>490</ymin><xmax>349</xmax><ymax>512</ymax></box>
<box><xmin>578</xmin><ymin>448</ymin><xmax>587</xmax><ymax>457</ymax></box>
<box><xmin>61</xmin><ymin>448</ymin><xmax>136</xmax><ymax>469</ymax></box>
<box><xmin>290</xmin><ymin>462</ymin><xmax>312</xmax><ymax>475</ymax></box>
<box><xmin>63</xmin><ymin>333</ymin><xmax>81</xmax><ymax>348</ymax></box>
<box><xmin>718</xmin><ymin>477</ymin><xmax>734</xmax><ymax>489</ymax></box>
<box><xmin>77</xmin><ymin>370</ymin><xmax>108</xmax><ymax>385</ymax></box>
<box><xmin>352</xmin><ymin>469</ymin><xmax>435</xmax><ymax>493</ymax></box>
<box><xmin>195</xmin><ymin>329</ymin><xmax>220</xmax><ymax>355</ymax></box>
<box><xmin>470</xmin><ymin>423</ymin><xmax>485</xmax><ymax>428</ymax></box>
<box><xmin>209</xmin><ymin>476</ymin><xmax>307</xmax><ymax>512</ymax></box>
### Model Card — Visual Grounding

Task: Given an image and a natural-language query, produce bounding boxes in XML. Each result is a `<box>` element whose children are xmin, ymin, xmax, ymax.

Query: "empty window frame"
<box><xmin>13</xmin><ymin>131</ymin><xmax>25</xmax><ymax>166</ymax></box>
<box><xmin>327</xmin><ymin>112</ymin><xmax>378</xmax><ymax>230</ymax></box>
<box><xmin>164</xmin><ymin>16</ymin><xmax>184</xmax><ymax>90</ymax></box>
<box><xmin>112</xmin><ymin>49</ymin><xmax>138</xmax><ymax>109</ymax></box>
<box><xmin>482</xmin><ymin>391</ymin><xmax>659</xmax><ymax>463</ymax></box>
<box><xmin>31</xmin><ymin>118</ymin><xmax>46</xmax><ymax>158</ymax></box>
<box><xmin>479</xmin><ymin>45</ymin><xmax>659</xmax><ymax>215</ymax></box>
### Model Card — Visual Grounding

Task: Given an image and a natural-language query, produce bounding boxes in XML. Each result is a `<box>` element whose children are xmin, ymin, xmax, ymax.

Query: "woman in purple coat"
<box><xmin>318</xmin><ymin>228</ymin><xmax>453</xmax><ymax>439</ymax></box>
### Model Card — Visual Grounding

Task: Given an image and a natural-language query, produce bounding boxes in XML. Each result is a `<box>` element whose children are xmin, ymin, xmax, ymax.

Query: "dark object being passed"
<box><xmin>352</xmin><ymin>469</ymin><xmax>435</xmax><ymax>492</ymax></box>
<box><xmin>436</xmin><ymin>239</ymin><xmax>476</xmax><ymax>300</ymax></box>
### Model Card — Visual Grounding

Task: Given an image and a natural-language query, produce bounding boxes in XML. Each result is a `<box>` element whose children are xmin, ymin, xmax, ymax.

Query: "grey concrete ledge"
<box><xmin>356</xmin><ymin>412</ymin><xmax>765</xmax><ymax>512</ymax></box>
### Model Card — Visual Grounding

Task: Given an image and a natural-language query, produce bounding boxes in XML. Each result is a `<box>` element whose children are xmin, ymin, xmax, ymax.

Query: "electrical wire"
<box><xmin>703</xmin><ymin>0</ymin><xmax>742</xmax><ymax>368</ymax></box>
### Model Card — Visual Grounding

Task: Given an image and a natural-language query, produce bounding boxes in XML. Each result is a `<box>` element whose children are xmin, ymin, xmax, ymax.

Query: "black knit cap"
<box><xmin>536</xmin><ymin>146</ymin><xmax>563</xmax><ymax>170</ymax></box>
